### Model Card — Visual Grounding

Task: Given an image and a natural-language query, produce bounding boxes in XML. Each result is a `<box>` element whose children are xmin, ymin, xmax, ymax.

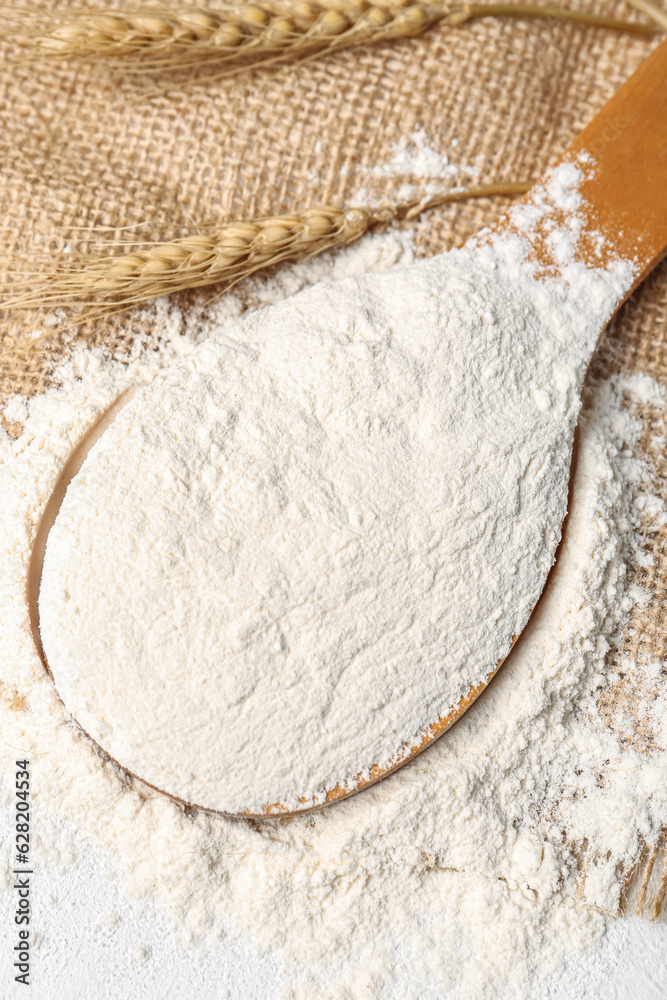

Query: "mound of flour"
<box><xmin>1</xmin><ymin>227</ymin><xmax>666</xmax><ymax>999</ymax></box>
<box><xmin>37</xmin><ymin>163</ymin><xmax>632</xmax><ymax>814</ymax></box>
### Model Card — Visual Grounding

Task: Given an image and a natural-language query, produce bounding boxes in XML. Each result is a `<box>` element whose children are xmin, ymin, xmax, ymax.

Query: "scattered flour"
<box><xmin>370</xmin><ymin>130</ymin><xmax>468</xmax><ymax>181</ymax></box>
<box><xmin>352</xmin><ymin>128</ymin><xmax>481</xmax><ymax>208</ymax></box>
<box><xmin>1</xmin><ymin>226</ymin><xmax>666</xmax><ymax>995</ymax></box>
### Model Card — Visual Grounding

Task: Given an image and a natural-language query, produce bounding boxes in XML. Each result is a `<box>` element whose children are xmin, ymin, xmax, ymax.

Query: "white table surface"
<box><xmin>2</xmin><ymin>830</ymin><xmax>665</xmax><ymax>1000</ymax></box>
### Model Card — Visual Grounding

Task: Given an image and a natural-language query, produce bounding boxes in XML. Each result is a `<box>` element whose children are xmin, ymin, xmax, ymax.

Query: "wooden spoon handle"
<box><xmin>487</xmin><ymin>39</ymin><xmax>667</xmax><ymax>311</ymax></box>
<box><xmin>571</xmin><ymin>37</ymin><xmax>667</xmax><ymax>286</ymax></box>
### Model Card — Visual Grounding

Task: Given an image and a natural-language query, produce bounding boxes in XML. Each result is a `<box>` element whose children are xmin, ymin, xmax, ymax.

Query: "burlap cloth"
<box><xmin>1</xmin><ymin>0</ymin><xmax>665</xmax><ymax>906</ymax></box>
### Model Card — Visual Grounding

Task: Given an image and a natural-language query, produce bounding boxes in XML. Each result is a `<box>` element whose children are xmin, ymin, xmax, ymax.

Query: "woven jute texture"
<box><xmin>1</xmin><ymin>1</ymin><xmax>666</xmax><ymax>907</ymax></box>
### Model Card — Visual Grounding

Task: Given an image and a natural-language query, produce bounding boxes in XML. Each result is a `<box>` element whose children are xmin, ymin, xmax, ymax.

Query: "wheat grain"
<box><xmin>0</xmin><ymin>182</ymin><xmax>532</xmax><ymax>328</ymax></box>
<box><xmin>3</xmin><ymin>3</ymin><xmax>654</xmax><ymax>74</ymax></box>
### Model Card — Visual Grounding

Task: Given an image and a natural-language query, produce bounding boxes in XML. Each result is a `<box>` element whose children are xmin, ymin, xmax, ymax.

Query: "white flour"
<box><xmin>1</xmin><ymin>226</ymin><xmax>666</xmax><ymax>995</ymax></box>
<box><xmin>352</xmin><ymin>128</ymin><xmax>481</xmax><ymax>208</ymax></box>
<box><xmin>37</xmin><ymin>161</ymin><xmax>634</xmax><ymax>815</ymax></box>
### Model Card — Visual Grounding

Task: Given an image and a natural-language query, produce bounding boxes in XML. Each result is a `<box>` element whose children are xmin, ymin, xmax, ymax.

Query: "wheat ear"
<box><xmin>3</xmin><ymin>3</ymin><xmax>655</xmax><ymax>74</ymax></box>
<box><xmin>0</xmin><ymin>182</ymin><xmax>532</xmax><ymax>324</ymax></box>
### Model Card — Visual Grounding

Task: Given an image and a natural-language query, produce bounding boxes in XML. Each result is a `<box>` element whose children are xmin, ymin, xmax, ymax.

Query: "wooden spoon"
<box><xmin>32</xmin><ymin>39</ymin><xmax>667</xmax><ymax>817</ymax></box>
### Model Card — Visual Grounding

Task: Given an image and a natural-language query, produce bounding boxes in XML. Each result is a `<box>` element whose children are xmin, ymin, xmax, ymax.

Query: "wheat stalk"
<box><xmin>0</xmin><ymin>182</ymin><xmax>532</xmax><ymax>327</ymax></box>
<box><xmin>2</xmin><ymin>3</ymin><xmax>654</xmax><ymax>74</ymax></box>
<box><xmin>624</xmin><ymin>0</ymin><xmax>667</xmax><ymax>30</ymax></box>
